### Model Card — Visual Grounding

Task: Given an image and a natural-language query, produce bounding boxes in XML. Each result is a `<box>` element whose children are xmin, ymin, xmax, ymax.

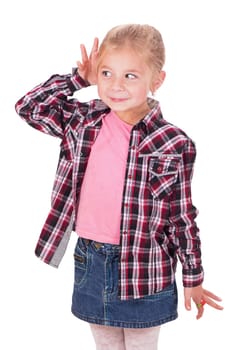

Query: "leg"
<box><xmin>90</xmin><ymin>324</ymin><xmax>126</xmax><ymax>350</ymax></box>
<box><xmin>124</xmin><ymin>326</ymin><xmax>160</xmax><ymax>350</ymax></box>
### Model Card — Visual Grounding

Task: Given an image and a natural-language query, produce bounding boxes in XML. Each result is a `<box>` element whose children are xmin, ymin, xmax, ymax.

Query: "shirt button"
<box><xmin>157</xmin><ymin>166</ymin><xmax>163</xmax><ymax>172</ymax></box>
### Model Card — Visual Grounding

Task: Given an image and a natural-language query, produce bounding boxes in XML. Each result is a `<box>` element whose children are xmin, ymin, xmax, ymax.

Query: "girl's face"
<box><xmin>97</xmin><ymin>46</ymin><xmax>164</xmax><ymax>124</ymax></box>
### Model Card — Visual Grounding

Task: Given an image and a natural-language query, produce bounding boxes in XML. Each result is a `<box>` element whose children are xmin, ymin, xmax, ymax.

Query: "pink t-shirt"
<box><xmin>75</xmin><ymin>111</ymin><xmax>132</xmax><ymax>244</ymax></box>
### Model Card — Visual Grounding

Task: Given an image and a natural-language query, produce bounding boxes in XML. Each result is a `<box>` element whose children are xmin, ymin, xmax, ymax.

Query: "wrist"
<box><xmin>70</xmin><ymin>68</ymin><xmax>90</xmax><ymax>90</ymax></box>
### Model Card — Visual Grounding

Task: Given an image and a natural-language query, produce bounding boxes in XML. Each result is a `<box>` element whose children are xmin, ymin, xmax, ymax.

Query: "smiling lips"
<box><xmin>109</xmin><ymin>96</ymin><xmax>129</xmax><ymax>102</ymax></box>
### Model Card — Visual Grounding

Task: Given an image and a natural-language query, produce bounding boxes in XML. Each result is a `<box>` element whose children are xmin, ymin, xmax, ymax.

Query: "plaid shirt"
<box><xmin>15</xmin><ymin>69</ymin><xmax>204</xmax><ymax>300</ymax></box>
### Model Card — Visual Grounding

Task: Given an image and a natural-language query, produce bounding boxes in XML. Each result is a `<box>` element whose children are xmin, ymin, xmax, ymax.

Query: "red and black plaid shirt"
<box><xmin>15</xmin><ymin>69</ymin><xmax>204</xmax><ymax>300</ymax></box>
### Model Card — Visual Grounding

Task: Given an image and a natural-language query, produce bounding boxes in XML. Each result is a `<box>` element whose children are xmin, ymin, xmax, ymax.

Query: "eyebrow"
<box><xmin>99</xmin><ymin>65</ymin><xmax>141</xmax><ymax>73</ymax></box>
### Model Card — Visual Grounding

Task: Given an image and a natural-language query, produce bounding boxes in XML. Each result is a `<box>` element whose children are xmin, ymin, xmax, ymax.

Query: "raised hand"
<box><xmin>76</xmin><ymin>37</ymin><xmax>99</xmax><ymax>85</ymax></box>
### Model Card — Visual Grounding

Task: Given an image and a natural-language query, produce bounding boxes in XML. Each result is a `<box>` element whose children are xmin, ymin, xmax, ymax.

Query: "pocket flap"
<box><xmin>149</xmin><ymin>157</ymin><xmax>181</xmax><ymax>199</ymax></box>
<box><xmin>149</xmin><ymin>157</ymin><xmax>180</xmax><ymax>176</ymax></box>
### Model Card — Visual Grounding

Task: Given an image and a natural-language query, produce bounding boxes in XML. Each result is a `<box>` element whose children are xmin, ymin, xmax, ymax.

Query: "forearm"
<box><xmin>15</xmin><ymin>68</ymin><xmax>90</xmax><ymax>138</ymax></box>
<box><xmin>169</xmin><ymin>140</ymin><xmax>204</xmax><ymax>286</ymax></box>
<box><xmin>170</xmin><ymin>206</ymin><xmax>204</xmax><ymax>286</ymax></box>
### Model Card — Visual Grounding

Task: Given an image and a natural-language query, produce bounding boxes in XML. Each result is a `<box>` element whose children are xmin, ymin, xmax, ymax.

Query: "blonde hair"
<box><xmin>98</xmin><ymin>24</ymin><xmax>165</xmax><ymax>72</ymax></box>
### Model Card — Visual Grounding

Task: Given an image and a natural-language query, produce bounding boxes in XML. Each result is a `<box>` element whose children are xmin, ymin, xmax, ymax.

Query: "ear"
<box><xmin>150</xmin><ymin>71</ymin><xmax>166</xmax><ymax>94</ymax></box>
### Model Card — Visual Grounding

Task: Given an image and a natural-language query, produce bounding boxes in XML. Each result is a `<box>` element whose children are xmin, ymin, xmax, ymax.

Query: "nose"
<box><xmin>110</xmin><ymin>76</ymin><xmax>124</xmax><ymax>91</ymax></box>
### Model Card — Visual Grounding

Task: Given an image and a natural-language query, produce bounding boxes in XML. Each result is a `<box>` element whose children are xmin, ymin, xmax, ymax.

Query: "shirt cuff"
<box><xmin>182</xmin><ymin>267</ymin><xmax>204</xmax><ymax>287</ymax></box>
<box><xmin>67</xmin><ymin>68</ymin><xmax>90</xmax><ymax>92</ymax></box>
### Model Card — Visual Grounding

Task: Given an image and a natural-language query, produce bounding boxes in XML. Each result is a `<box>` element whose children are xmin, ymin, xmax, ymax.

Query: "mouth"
<box><xmin>109</xmin><ymin>97</ymin><xmax>129</xmax><ymax>103</ymax></box>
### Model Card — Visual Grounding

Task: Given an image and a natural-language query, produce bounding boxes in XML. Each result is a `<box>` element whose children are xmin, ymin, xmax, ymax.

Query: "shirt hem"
<box><xmin>76</xmin><ymin>230</ymin><xmax>120</xmax><ymax>245</ymax></box>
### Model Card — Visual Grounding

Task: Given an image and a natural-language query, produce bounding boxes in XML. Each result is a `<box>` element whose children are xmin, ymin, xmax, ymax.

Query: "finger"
<box><xmin>80</xmin><ymin>44</ymin><xmax>89</xmax><ymax>63</ymax></box>
<box><xmin>204</xmin><ymin>298</ymin><xmax>224</xmax><ymax>310</ymax></box>
<box><xmin>202</xmin><ymin>289</ymin><xmax>223</xmax><ymax>310</ymax></box>
<box><xmin>76</xmin><ymin>61</ymin><xmax>82</xmax><ymax>69</ymax></box>
<box><xmin>76</xmin><ymin>60</ymin><xmax>85</xmax><ymax>74</ymax></box>
<box><xmin>203</xmin><ymin>289</ymin><xmax>222</xmax><ymax>301</ymax></box>
<box><xmin>184</xmin><ymin>297</ymin><xmax>192</xmax><ymax>311</ymax></box>
<box><xmin>91</xmin><ymin>37</ymin><xmax>99</xmax><ymax>55</ymax></box>
<box><xmin>90</xmin><ymin>38</ymin><xmax>99</xmax><ymax>64</ymax></box>
<box><xmin>196</xmin><ymin>304</ymin><xmax>205</xmax><ymax>320</ymax></box>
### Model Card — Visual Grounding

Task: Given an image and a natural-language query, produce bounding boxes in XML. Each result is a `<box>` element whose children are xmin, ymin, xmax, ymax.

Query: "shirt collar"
<box><xmin>134</xmin><ymin>98</ymin><xmax>163</xmax><ymax>134</ymax></box>
<box><xmin>92</xmin><ymin>98</ymin><xmax>163</xmax><ymax>132</ymax></box>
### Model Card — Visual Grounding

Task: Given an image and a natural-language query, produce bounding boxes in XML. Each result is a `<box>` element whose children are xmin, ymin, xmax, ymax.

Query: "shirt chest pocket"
<box><xmin>148</xmin><ymin>157</ymin><xmax>181</xmax><ymax>200</ymax></box>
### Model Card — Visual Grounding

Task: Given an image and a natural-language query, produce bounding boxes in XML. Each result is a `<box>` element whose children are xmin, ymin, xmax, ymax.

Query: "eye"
<box><xmin>125</xmin><ymin>73</ymin><xmax>137</xmax><ymax>79</ymax></box>
<box><xmin>101</xmin><ymin>70</ymin><xmax>112</xmax><ymax>77</ymax></box>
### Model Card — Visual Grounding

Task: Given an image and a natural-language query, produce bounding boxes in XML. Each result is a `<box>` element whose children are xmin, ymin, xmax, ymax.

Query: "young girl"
<box><xmin>15</xmin><ymin>24</ymin><xmax>223</xmax><ymax>350</ymax></box>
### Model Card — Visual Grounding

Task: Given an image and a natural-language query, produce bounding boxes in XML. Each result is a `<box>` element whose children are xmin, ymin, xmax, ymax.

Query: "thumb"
<box><xmin>184</xmin><ymin>296</ymin><xmax>192</xmax><ymax>311</ymax></box>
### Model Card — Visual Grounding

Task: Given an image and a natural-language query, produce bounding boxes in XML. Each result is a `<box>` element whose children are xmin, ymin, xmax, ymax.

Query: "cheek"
<box><xmin>97</xmin><ymin>83</ymin><xmax>108</xmax><ymax>102</ymax></box>
<box><xmin>132</xmin><ymin>85</ymin><xmax>150</xmax><ymax>99</ymax></box>
<box><xmin>97</xmin><ymin>80</ymin><xmax>104</xmax><ymax>95</ymax></box>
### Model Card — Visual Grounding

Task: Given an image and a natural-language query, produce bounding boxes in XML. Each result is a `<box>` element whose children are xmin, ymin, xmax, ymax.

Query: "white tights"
<box><xmin>90</xmin><ymin>323</ymin><xmax>160</xmax><ymax>350</ymax></box>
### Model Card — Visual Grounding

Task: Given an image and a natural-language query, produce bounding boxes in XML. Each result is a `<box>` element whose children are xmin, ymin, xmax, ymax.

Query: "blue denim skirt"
<box><xmin>71</xmin><ymin>237</ymin><xmax>178</xmax><ymax>328</ymax></box>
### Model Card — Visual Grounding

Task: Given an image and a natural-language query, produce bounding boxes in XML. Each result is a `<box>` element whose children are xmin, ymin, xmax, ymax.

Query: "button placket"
<box><xmin>121</xmin><ymin>131</ymin><xmax>139</xmax><ymax>234</ymax></box>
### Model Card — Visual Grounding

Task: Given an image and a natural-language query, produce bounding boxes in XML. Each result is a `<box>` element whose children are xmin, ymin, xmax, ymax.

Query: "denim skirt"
<box><xmin>71</xmin><ymin>237</ymin><xmax>178</xmax><ymax>328</ymax></box>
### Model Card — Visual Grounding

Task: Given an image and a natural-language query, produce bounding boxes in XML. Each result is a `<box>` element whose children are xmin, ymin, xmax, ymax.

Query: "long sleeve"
<box><xmin>168</xmin><ymin>140</ymin><xmax>204</xmax><ymax>287</ymax></box>
<box><xmin>15</xmin><ymin>69</ymin><xmax>90</xmax><ymax>138</ymax></box>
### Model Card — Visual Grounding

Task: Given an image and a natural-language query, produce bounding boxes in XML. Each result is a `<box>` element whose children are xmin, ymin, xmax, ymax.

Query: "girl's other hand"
<box><xmin>76</xmin><ymin>37</ymin><xmax>99</xmax><ymax>85</ymax></box>
<box><xmin>184</xmin><ymin>285</ymin><xmax>223</xmax><ymax>320</ymax></box>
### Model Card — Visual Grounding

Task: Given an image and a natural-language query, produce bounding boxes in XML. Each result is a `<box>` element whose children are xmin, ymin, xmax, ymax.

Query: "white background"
<box><xmin>0</xmin><ymin>0</ymin><xmax>234</xmax><ymax>349</ymax></box>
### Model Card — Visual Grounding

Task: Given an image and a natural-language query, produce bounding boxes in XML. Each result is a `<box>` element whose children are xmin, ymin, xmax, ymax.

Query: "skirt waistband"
<box><xmin>80</xmin><ymin>238</ymin><xmax>120</xmax><ymax>253</ymax></box>
<box><xmin>82</xmin><ymin>238</ymin><xmax>103</xmax><ymax>250</ymax></box>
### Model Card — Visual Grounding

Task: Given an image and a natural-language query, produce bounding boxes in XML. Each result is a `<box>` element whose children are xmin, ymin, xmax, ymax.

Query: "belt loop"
<box><xmin>83</xmin><ymin>238</ymin><xmax>90</xmax><ymax>246</ymax></box>
<box><xmin>82</xmin><ymin>238</ymin><xmax>103</xmax><ymax>250</ymax></box>
<box><xmin>94</xmin><ymin>241</ymin><xmax>104</xmax><ymax>249</ymax></box>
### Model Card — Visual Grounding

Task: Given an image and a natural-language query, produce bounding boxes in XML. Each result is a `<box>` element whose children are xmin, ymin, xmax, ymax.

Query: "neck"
<box><xmin>115</xmin><ymin>105</ymin><xmax>151</xmax><ymax>125</ymax></box>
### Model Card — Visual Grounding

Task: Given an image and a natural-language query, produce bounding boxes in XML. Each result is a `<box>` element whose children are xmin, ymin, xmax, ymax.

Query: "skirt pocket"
<box><xmin>73</xmin><ymin>238</ymin><xmax>90</xmax><ymax>288</ymax></box>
